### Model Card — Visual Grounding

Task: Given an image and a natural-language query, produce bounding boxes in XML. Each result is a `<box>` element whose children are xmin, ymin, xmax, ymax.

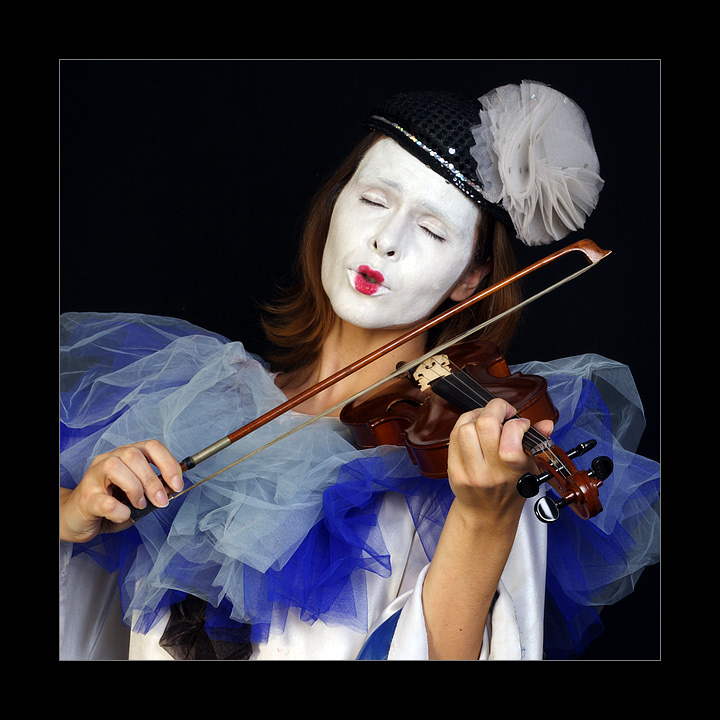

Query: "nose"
<box><xmin>370</xmin><ymin>214</ymin><xmax>406</xmax><ymax>260</ymax></box>
<box><xmin>373</xmin><ymin>238</ymin><xmax>396</xmax><ymax>258</ymax></box>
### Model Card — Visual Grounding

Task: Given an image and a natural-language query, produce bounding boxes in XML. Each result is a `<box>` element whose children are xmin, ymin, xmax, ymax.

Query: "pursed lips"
<box><xmin>351</xmin><ymin>264</ymin><xmax>388</xmax><ymax>296</ymax></box>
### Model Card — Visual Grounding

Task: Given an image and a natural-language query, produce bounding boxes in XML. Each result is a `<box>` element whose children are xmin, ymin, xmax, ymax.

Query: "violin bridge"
<box><xmin>412</xmin><ymin>354</ymin><xmax>452</xmax><ymax>391</ymax></box>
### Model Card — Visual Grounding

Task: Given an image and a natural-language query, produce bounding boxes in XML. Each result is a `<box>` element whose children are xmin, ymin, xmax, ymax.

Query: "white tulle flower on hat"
<box><xmin>471</xmin><ymin>81</ymin><xmax>604</xmax><ymax>246</ymax></box>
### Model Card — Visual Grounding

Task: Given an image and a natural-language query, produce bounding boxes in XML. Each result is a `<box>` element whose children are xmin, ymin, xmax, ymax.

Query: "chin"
<box><xmin>330</xmin><ymin>301</ymin><xmax>381</xmax><ymax>329</ymax></box>
<box><xmin>337</xmin><ymin>311</ymin><xmax>388</xmax><ymax>330</ymax></box>
<box><xmin>334</xmin><ymin>305</ymin><xmax>422</xmax><ymax>332</ymax></box>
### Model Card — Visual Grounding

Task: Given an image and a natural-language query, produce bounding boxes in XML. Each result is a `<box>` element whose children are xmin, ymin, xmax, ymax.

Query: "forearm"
<box><xmin>422</xmin><ymin>499</ymin><xmax>521</xmax><ymax>660</ymax></box>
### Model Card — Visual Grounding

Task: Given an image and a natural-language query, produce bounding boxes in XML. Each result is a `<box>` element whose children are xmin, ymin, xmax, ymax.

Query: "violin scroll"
<box><xmin>517</xmin><ymin>440</ymin><xmax>613</xmax><ymax>523</ymax></box>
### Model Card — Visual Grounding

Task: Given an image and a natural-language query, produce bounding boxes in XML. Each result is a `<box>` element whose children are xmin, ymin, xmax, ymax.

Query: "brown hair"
<box><xmin>260</xmin><ymin>132</ymin><xmax>521</xmax><ymax>374</ymax></box>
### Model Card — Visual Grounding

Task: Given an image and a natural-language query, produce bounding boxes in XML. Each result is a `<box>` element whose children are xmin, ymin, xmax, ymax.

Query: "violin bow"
<box><xmin>128</xmin><ymin>239</ymin><xmax>611</xmax><ymax>520</ymax></box>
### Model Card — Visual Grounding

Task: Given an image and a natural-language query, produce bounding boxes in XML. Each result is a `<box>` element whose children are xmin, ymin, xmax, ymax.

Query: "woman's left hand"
<box><xmin>446</xmin><ymin>397</ymin><xmax>553</xmax><ymax>528</ymax></box>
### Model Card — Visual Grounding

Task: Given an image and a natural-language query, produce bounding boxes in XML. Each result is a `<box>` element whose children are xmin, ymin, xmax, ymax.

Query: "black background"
<box><xmin>59</xmin><ymin>59</ymin><xmax>660</xmax><ymax>659</ymax></box>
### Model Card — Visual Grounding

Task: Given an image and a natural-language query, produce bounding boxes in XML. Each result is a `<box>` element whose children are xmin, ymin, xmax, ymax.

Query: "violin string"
<box><xmin>421</xmin><ymin>358</ymin><xmax>570</xmax><ymax>477</ymax></box>
<box><xmin>426</xmin><ymin>357</ymin><xmax>542</xmax><ymax>444</ymax></box>
<box><xmin>447</xmin><ymin>371</ymin><xmax>570</xmax><ymax>478</ymax></box>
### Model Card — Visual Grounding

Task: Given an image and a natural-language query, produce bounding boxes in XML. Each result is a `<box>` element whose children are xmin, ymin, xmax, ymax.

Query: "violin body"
<box><xmin>340</xmin><ymin>340</ymin><xmax>558</xmax><ymax>479</ymax></box>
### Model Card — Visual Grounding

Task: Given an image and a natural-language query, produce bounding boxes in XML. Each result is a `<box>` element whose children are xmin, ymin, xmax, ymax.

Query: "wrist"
<box><xmin>59</xmin><ymin>487</ymin><xmax>99</xmax><ymax>543</ymax></box>
<box><xmin>450</xmin><ymin>493</ymin><xmax>525</xmax><ymax>536</ymax></box>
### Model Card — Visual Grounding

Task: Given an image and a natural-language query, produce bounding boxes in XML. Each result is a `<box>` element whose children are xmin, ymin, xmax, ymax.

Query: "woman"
<box><xmin>60</xmin><ymin>83</ymin><xmax>659</xmax><ymax>660</ymax></box>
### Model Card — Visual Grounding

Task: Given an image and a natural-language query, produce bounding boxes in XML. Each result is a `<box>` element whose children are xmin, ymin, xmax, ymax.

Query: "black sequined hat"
<box><xmin>366</xmin><ymin>85</ymin><xmax>604</xmax><ymax>247</ymax></box>
<box><xmin>366</xmin><ymin>91</ymin><xmax>513</xmax><ymax>231</ymax></box>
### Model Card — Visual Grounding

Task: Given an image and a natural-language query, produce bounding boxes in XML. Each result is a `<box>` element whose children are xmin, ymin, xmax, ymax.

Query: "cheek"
<box><xmin>323</xmin><ymin>203</ymin><xmax>364</xmax><ymax>270</ymax></box>
<box><xmin>320</xmin><ymin>238</ymin><xmax>337</xmax><ymax>286</ymax></box>
<box><xmin>403</xmin><ymin>244</ymin><xmax>473</xmax><ymax>303</ymax></box>
<box><xmin>321</xmin><ymin>218</ymin><xmax>349</xmax><ymax>287</ymax></box>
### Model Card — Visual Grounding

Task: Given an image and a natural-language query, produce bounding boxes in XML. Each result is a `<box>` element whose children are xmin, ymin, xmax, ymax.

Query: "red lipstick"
<box><xmin>354</xmin><ymin>265</ymin><xmax>385</xmax><ymax>295</ymax></box>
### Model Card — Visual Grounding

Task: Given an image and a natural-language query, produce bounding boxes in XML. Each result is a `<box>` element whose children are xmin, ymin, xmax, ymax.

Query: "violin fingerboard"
<box><xmin>431</xmin><ymin>373</ymin><xmax>496</xmax><ymax>413</ymax></box>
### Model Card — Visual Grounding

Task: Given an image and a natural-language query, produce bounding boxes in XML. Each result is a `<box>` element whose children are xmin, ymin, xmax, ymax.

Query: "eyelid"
<box><xmin>419</xmin><ymin>214</ymin><xmax>448</xmax><ymax>242</ymax></box>
<box><xmin>421</xmin><ymin>225</ymin><xmax>446</xmax><ymax>242</ymax></box>
<box><xmin>359</xmin><ymin>193</ymin><xmax>387</xmax><ymax>208</ymax></box>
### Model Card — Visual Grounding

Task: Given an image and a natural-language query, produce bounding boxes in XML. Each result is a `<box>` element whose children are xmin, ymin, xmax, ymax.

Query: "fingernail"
<box><xmin>170</xmin><ymin>474</ymin><xmax>183</xmax><ymax>492</ymax></box>
<box><xmin>155</xmin><ymin>489</ymin><xmax>169</xmax><ymax>507</ymax></box>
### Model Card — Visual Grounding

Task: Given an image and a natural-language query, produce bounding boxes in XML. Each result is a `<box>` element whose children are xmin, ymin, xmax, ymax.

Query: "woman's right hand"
<box><xmin>59</xmin><ymin>440</ymin><xmax>184</xmax><ymax>543</ymax></box>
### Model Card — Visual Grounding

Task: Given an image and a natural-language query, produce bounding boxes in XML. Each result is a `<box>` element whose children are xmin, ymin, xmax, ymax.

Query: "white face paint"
<box><xmin>321</xmin><ymin>138</ymin><xmax>481</xmax><ymax>330</ymax></box>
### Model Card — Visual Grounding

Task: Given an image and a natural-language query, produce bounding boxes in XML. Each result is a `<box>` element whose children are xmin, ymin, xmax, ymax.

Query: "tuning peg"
<box><xmin>588</xmin><ymin>456</ymin><xmax>613</xmax><ymax>481</ymax></box>
<box><xmin>533</xmin><ymin>495</ymin><xmax>568</xmax><ymax>523</ymax></box>
<box><xmin>565</xmin><ymin>439</ymin><xmax>597</xmax><ymax>460</ymax></box>
<box><xmin>517</xmin><ymin>470</ymin><xmax>551</xmax><ymax>498</ymax></box>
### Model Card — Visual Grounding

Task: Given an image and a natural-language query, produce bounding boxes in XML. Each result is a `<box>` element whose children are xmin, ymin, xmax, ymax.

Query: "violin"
<box><xmin>118</xmin><ymin>239</ymin><xmax>613</xmax><ymax>525</ymax></box>
<box><xmin>340</xmin><ymin>339</ymin><xmax>612</xmax><ymax>523</ymax></box>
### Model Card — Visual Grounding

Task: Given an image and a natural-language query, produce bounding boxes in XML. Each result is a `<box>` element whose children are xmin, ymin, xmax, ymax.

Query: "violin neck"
<box><xmin>431</xmin><ymin>372</ymin><xmax>551</xmax><ymax>455</ymax></box>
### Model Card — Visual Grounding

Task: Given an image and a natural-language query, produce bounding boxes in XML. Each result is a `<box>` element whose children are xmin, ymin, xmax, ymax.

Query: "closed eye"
<box><xmin>360</xmin><ymin>196</ymin><xmax>445</xmax><ymax>241</ymax></box>
<box><xmin>360</xmin><ymin>197</ymin><xmax>386</xmax><ymax>208</ymax></box>
<box><xmin>421</xmin><ymin>226</ymin><xmax>446</xmax><ymax>242</ymax></box>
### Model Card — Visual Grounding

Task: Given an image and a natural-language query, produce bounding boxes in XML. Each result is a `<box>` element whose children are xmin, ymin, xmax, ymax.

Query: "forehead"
<box><xmin>355</xmin><ymin>137</ymin><xmax>447</xmax><ymax>188</ymax></box>
<box><xmin>353</xmin><ymin>138</ymin><xmax>479</xmax><ymax>231</ymax></box>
